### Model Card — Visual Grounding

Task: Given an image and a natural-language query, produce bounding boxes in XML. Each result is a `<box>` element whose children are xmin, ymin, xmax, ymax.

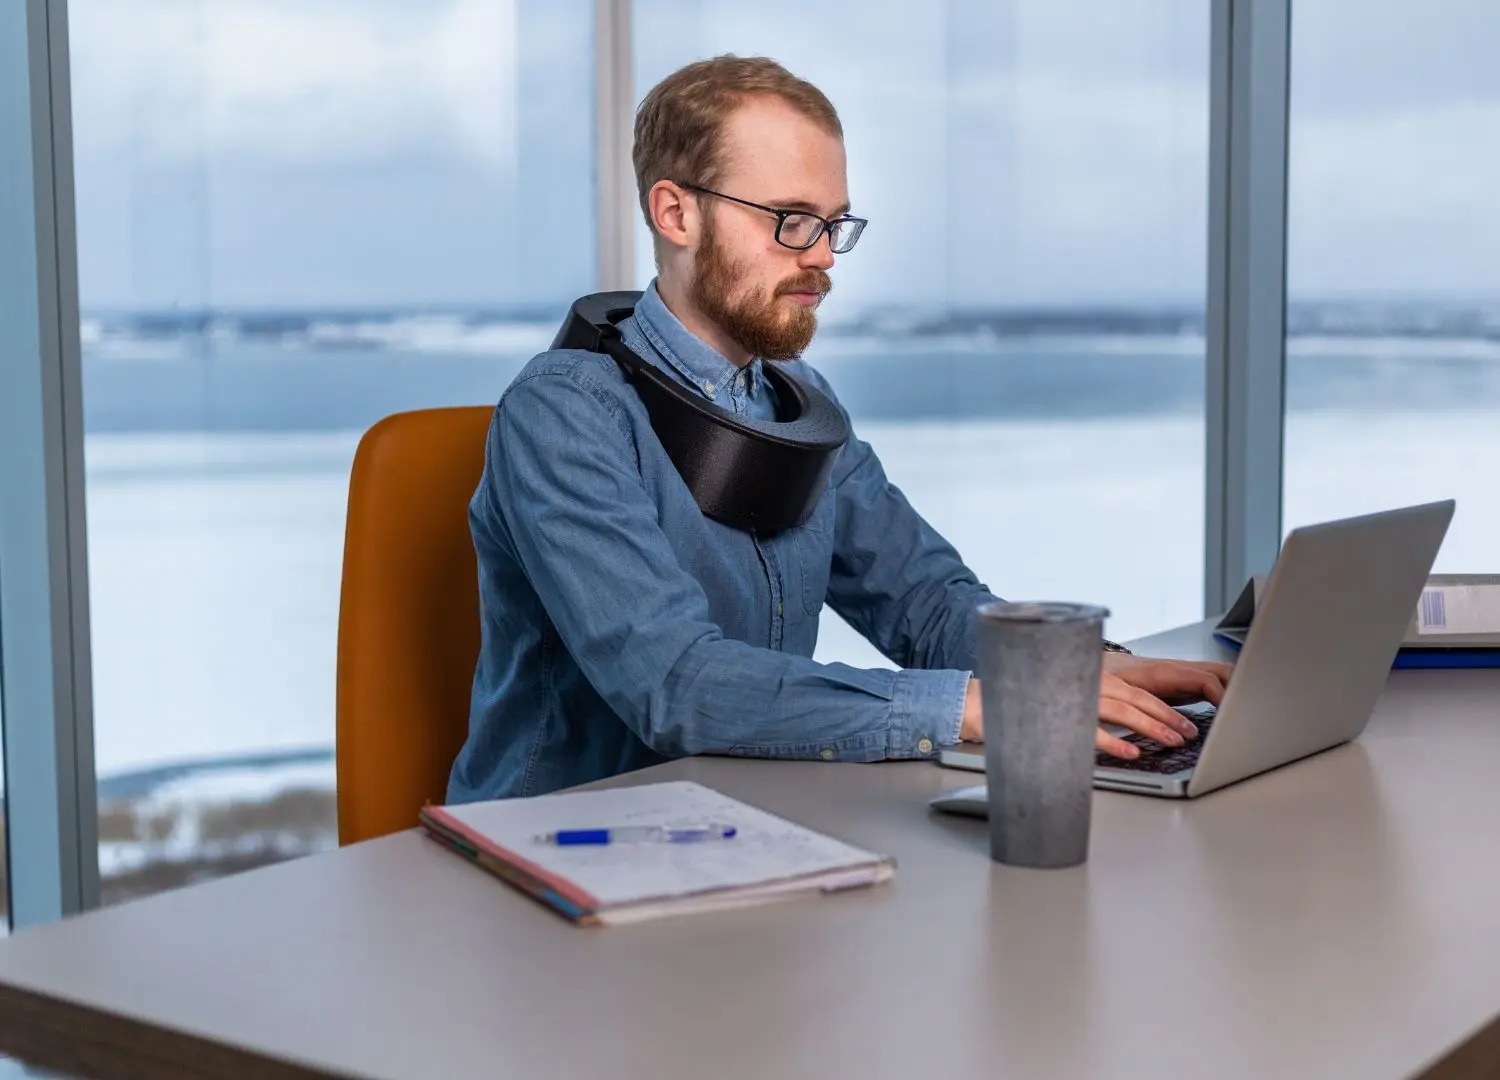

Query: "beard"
<box><xmin>689</xmin><ymin>218</ymin><xmax>833</xmax><ymax>362</ymax></box>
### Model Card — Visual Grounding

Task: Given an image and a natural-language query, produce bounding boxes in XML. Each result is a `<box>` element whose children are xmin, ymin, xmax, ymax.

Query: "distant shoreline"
<box><xmin>79</xmin><ymin>297</ymin><xmax>1500</xmax><ymax>347</ymax></box>
<box><xmin>77</xmin><ymin>328</ymin><xmax>1500</xmax><ymax>434</ymax></box>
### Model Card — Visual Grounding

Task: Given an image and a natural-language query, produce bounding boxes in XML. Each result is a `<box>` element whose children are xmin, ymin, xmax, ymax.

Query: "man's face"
<box><xmin>688</xmin><ymin>97</ymin><xmax>849</xmax><ymax>361</ymax></box>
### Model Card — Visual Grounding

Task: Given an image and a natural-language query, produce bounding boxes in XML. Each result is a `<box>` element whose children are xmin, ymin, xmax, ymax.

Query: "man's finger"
<box><xmin>1099</xmin><ymin>695</ymin><xmax>1184</xmax><ymax>748</ymax></box>
<box><xmin>1103</xmin><ymin>675</ymin><xmax>1197</xmax><ymax>738</ymax></box>
<box><xmin>1095</xmin><ymin>727</ymin><xmax>1139</xmax><ymax>760</ymax></box>
<box><xmin>1147</xmin><ymin>664</ymin><xmax>1227</xmax><ymax>706</ymax></box>
<box><xmin>1173</xmin><ymin>659</ymin><xmax>1235</xmax><ymax>685</ymax></box>
<box><xmin>1184</xmin><ymin>670</ymin><xmax>1227</xmax><ymax>706</ymax></box>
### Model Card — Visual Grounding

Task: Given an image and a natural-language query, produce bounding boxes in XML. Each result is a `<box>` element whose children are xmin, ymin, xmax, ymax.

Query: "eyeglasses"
<box><xmin>677</xmin><ymin>181</ymin><xmax>868</xmax><ymax>254</ymax></box>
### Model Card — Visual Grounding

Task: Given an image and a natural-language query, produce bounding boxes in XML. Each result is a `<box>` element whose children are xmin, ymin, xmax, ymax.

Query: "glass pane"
<box><xmin>68</xmin><ymin>0</ymin><xmax>595</xmax><ymax>903</ymax></box>
<box><xmin>1285</xmin><ymin>2</ymin><xmax>1500</xmax><ymax>568</ymax></box>
<box><xmin>634</xmin><ymin>1</ymin><xmax>1210</xmax><ymax>663</ymax></box>
<box><xmin>0</xmin><ymin>638</ymin><xmax>7</xmax><ymax>934</ymax></box>
<box><xmin>777</xmin><ymin>213</ymin><xmax>821</xmax><ymax>248</ymax></box>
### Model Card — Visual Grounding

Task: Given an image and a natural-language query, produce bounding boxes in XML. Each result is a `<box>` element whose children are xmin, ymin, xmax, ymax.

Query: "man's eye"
<box><xmin>780</xmin><ymin>214</ymin><xmax>820</xmax><ymax>243</ymax></box>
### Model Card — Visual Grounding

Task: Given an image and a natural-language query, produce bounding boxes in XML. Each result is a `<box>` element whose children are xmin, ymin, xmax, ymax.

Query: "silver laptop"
<box><xmin>932</xmin><ymin>500</ymin><xmax>1454</xmax><ymax>805</ymax></box>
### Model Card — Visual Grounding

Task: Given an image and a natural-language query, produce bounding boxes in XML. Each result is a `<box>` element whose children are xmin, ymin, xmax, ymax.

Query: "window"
<box><xmin>0</xmin><ymin>686</ymin><xmax>7</xmax><ymax>932</ymax></box>
<box><xmin>68</xmin><ymin>0</ymin><xmax>595</xmax><ymax>902</ymax></box>
<box><xmin>633</xmin><ymin>0</ymin><xmax>1211</xmax><ymax>663</ymax></box>
<box><xmin>1284</xmin><ymin>1</ymin><xmax>1500</xmax><ymax>567</ymax></box>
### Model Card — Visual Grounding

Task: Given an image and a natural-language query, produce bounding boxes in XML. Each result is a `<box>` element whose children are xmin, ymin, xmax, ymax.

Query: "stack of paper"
<box><xmin>420</xmin><ymin>781</ymin><xmax>895</xmax><ymax>925</ymax></box>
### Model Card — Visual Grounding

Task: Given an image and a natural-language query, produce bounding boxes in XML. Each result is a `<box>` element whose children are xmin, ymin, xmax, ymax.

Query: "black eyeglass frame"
<box><xmin>677</xmin><ymin>181</ymin><xmax>868</xmax><ymax>254</ymax></box>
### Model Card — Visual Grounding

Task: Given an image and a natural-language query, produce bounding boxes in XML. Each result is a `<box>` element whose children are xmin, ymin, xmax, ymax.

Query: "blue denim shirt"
<box><xmin>447</xmin><ymin>282</ymin><xmax>1001</xmax><ymax>802</ymax></box>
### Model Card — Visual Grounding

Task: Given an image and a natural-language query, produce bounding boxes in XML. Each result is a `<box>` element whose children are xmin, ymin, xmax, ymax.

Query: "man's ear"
<box><xmin>649</xmin><ymin>180</ymin><xmax>696</xmax><ymax>252</ymax></box>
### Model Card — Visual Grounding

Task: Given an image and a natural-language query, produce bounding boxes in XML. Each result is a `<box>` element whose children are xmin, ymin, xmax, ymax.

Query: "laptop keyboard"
<box><xmin>1095</xmin><ymin>707</ymin><xmax>1218</xmax><ymax>774</ymax></box>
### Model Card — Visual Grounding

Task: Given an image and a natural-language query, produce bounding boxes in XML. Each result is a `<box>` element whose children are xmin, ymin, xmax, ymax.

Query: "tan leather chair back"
<box><xmin>336</xmin><ymin>407</ymin><xmax>492</xmax><ymax>845</ymax></box>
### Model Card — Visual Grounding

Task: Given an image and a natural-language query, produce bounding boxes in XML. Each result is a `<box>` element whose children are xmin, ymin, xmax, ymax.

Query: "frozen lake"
<box><xmin>81</xmin><ymin>405</ymin><xmax>1497</xmax><ymax>779</ymax></box>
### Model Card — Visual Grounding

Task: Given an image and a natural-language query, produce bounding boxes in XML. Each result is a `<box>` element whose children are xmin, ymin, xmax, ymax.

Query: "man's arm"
<box><xmin>821</xmin><ymin>421</ymin><xmax>1000</xmax><ymax>674</ymax></box>
<box><xmin>799</xmin><ymin>373</ymin><xmax>1230</xmax><ymax>753</ymax></box>
<box><xmin>482</xmin><ymin>366</ymin><xmax>969</xmax><ymax>761</ymax></box>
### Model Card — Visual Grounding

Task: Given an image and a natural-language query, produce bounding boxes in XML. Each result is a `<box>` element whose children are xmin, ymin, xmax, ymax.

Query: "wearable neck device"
<box><xmin>550</xmin><ymin>291</ymin><xmax>849</xmax><ymax>535</ymax></box>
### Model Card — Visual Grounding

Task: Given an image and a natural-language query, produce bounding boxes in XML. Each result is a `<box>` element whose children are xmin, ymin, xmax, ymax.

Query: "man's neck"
<box><xmin>655</xmin><ymin>277</ymin><xmax>754</xmax><ymax>369</ymax></box>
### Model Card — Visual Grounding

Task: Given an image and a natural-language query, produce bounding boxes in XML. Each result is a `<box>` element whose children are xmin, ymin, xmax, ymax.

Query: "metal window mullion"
<box><xmin>594</xmin><ymin>0</ymin><xmax>635</xmax><ymax>291</ymax></box>
<box><xmin>1204</xmin><ymin>0</ymin><xmax>1291</xmax><ymax>616</ymax></box>
<box><xmin>0</xmin><ymin>0</ymin><xmax>99</xmax><ymax>929</ymax></box>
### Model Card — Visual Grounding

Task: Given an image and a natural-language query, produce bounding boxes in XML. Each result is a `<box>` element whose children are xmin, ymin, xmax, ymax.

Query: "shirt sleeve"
<box><xmin>483</xmin><ymin>367</ymin><xmax>968</xmax><ymax>761</ymax></box>
<box><xmin>822</xmin><ymin>417</ymin><xmax>1004</xmax><ymax>676</ymax></box>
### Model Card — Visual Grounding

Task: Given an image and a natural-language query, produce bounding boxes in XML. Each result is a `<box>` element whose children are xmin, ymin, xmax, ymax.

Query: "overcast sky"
<box><xmin>67</xmin><ymin>0</ymin><xmax>1500</xmax><ymax>310</ymax></box>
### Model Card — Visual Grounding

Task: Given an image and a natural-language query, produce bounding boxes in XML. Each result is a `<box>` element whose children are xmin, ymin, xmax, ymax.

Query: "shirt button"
<box><xmin>703</xmin><ymin>381</ymin><xmax>716</xmax><ymax>396</ymax></box>
<box><xmin>917</xmin><ymin>738</ymin><xmax>934</xmax><ymax>755</ymax></box>
<box><xmin>819</xmin><ymin>748</ymin><xmax>836</xmax><ymax>761</ymax></box>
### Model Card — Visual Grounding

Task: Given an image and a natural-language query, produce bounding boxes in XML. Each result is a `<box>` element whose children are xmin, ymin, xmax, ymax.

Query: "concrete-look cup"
<box><xmin>974</xmin><ymin>601</ymin><xmax>1109</xmax><ymax>869</ymax></box>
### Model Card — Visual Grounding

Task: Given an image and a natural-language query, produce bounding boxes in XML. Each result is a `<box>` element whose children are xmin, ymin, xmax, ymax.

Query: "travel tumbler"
<box><xmin>974</xmin><ymin>601</ymin><xmax>1109</xmax><ymax>868</ymax></box>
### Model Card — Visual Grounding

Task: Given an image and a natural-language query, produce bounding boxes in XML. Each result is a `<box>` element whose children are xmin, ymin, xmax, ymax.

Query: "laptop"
<box><xmin>931</xmin><ymin>500</ymin><xmax>1454</xmax><ymax>807</ymax></box>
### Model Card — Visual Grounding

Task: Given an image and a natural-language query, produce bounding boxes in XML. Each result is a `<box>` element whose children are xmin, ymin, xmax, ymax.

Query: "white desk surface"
<box><xmin>0</xmin><ymin>620</ymin><xmax>1497</xmax><ymax>1079</ymax></box>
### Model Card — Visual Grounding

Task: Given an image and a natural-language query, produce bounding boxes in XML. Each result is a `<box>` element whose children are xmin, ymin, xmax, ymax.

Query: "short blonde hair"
<box><xmin>632</xmin><ymin>55</ymin><xmax>843</xmax><ymax>239</ymax></box>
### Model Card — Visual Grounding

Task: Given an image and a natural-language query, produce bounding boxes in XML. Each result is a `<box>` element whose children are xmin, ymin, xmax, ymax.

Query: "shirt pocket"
<box><xmin>794</xmin><ymin>488</ymin><xmax>837</xmax><ymax>616</ymax></box>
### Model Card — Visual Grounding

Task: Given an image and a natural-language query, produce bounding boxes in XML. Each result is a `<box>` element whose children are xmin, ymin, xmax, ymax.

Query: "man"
<box><xmin>447</xmin><ymin>55</ymin><xmax>1231</xmax><ymax>803</ymax></box>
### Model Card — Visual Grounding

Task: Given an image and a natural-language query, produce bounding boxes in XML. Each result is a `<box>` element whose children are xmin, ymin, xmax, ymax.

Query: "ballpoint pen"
<box><xmin>534</xmin><ymin>824</ymin><xmax>738</xmax><ymax>845</ymax></box>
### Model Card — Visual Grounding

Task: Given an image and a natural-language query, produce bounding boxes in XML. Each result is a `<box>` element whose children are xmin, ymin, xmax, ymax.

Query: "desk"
<box><xmin>0</xmin><ymin>620</ymin><xmax>1497</xmax><ymax>1079</ymax></box>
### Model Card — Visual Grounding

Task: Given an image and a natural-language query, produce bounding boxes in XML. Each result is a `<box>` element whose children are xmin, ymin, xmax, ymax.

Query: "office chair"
<box><xmin>336</xmin><ymin>406</ymin><xmax>492</xmax><ymax>845</ymax></box>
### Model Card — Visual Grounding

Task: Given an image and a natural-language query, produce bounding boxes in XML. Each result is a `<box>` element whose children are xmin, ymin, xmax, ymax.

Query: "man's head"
<box><xmin>634</xmin><ymin>56</ymin><xmax>854</xmax><ymax>364</ymax></box>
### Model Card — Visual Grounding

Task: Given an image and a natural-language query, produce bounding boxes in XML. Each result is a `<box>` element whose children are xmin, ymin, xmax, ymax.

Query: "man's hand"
<box><xmin>956</xmin><ymin>655</ymin><xmax>1234</xmax><ymax>756</ymax></box>
<box><xmin>960</xmin><ymin>677</ymin><xmax>984</xmax><ymax>741</ymax></box>
<box><xmin>1096</xmin><ymin>654</ymin><xmax>1234</xmax><ymax>759</ymax></box>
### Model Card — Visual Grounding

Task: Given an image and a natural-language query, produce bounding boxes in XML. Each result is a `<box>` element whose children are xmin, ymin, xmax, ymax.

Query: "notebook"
<box><xmin>1215</xmin><ymin>572</ymin><xmax>1500</xmax><ymax>668</ymax></box>
<box><xmin>419</xmin><ymin>780</ymin><xmax>896</xmax><ymax>926</ymax></box>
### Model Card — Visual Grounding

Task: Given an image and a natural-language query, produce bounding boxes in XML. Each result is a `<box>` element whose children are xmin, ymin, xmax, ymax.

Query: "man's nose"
<box><xmin>797</xmin><ymin>235</ymin><xmax>835</xmax><ymax>272</ymax></box>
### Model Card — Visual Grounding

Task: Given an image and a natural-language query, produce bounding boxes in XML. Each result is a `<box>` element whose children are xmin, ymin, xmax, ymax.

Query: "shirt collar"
<box><xmin>632</xmin><ymin>280</ymin><xmax>765</xmax><ymax>406</ymax></box>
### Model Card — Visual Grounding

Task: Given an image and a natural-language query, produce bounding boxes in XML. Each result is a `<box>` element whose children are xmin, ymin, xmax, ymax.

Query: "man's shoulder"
<box><xmin>499</xmin><ymin>348</ymin><xmax>637</xmax><ymax>421</ymax></box>
<box><xmin>507</xmin><ymin>347</ymin><xmax>627</xmax><ymax>391</ymax></box>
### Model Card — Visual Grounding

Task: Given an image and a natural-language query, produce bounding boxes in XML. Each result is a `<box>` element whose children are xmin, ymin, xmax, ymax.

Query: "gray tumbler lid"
<box><xmin>975</xmin><ymin>600</ymin><xmax>1110</xmax><ymax>623</ymax></box>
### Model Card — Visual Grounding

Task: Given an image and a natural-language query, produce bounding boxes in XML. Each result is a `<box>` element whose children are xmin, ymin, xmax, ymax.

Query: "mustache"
<box><xmin>774</xmin><ymin>271</ymin><xmax>833</xmax><ymax>299</ymax></box>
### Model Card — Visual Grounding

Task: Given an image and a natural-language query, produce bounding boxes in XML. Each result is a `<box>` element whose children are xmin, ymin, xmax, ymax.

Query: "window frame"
<box><xmin>0</xmin><ymin>0</ymin><xmax>101</xmax><ymax>928</ymax></box>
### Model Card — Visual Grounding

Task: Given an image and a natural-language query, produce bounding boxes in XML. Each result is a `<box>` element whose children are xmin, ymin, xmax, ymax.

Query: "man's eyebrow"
<box><xmin>770</xmin><ymin>196</ymin><xmax>853</xmax><ymax>217</ymax></box>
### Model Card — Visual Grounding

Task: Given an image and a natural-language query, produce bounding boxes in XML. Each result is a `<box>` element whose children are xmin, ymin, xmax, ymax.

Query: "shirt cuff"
<box><xmin>888</xmin><ymin>668</ymin><xmax>971</xmax><ymax>759</ymax></box>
